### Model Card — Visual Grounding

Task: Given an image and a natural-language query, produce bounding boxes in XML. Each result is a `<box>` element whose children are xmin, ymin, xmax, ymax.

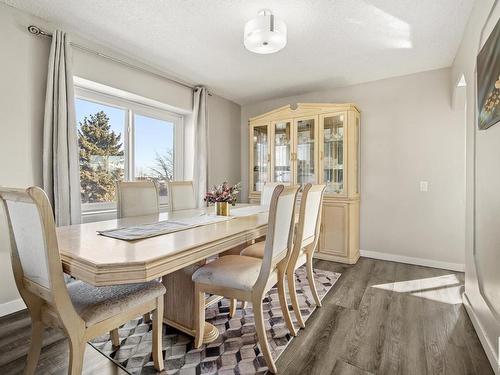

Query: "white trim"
<box><xmin>360</xmin><ymin>249</ymin><xmax>465</xmax><ymax>272</ymax></box>
<box><xmin>463</xmin><ymin>293</ymin><xmax>499</xmax><ymax>375</ymax></box>
<box><xmin>74</xmin><ymin>80</ymin><xmax>185</xmax><ymax>218</ymax></box>
<box><xmin>74</xmin><ymin>76</ymin><xmax>191</xmax><ymax>115</ymax></box>
<box><xmin>0</xmin><ymin>298</ymin><xmax>26</xmax><ymax>317</ymax></box>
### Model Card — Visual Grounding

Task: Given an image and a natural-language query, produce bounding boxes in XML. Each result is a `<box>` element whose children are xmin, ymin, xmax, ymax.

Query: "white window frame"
<box><xmin>75</xmin><ymin>86</ymin><xmax>184</xmax><ymax>216</ymax></box>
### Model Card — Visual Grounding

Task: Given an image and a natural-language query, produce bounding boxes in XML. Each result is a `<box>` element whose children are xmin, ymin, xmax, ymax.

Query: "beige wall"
<box><xmin>0</xmin><ymin>4</ymin><xmax>50</xmax><ymax>310</ymax></box>
<box><xmin>0</xmin><ymin>3</ymin><xmax>241</xmax><ymax>314</ymax></box>
<box><xmin>451</xmin><ymin>1</ymin><xmax>500</xmax><ymax>372</ymax></box>
<box><xmin>241</xmin><ymin>68</ymin><xmax>466</xmax><ymax>269</ymax></box>
<box><xmin>208</xmin><ymin>94</ymin><xmax>241</xmax><ymax>188</ymax></box>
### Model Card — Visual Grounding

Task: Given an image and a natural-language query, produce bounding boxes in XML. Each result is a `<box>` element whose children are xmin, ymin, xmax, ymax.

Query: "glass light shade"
<box><xmin>244</xmin><ymin>10</ymin><xmax>287</xmax><ymax>54</ymax></box>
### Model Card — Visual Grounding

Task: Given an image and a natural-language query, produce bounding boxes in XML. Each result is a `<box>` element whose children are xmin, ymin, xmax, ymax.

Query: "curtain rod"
<box><xmin>27</xmin><ymin>25</ymin><xmax>211</xmax><ymax>95</ymax></box>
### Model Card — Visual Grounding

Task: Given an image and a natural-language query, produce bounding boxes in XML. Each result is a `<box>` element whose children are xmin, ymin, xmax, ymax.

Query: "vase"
<box><xmin>215</xmin><ymin>201</ymin><xmax>230</xmax><ymax>216</ymax></box>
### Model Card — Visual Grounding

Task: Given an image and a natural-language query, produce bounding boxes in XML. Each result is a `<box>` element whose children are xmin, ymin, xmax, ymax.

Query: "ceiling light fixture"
<box><xmin>244</xmin><ymin>9</ymin><xmax>287</xmax><ymax>54</ymax></box>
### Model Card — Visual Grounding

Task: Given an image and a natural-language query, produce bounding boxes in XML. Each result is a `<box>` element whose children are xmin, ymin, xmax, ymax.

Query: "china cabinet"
<box><xmin>248</xmin><ymin>103</ymin><xmax>360</xmax><ymax>264</ymax></box>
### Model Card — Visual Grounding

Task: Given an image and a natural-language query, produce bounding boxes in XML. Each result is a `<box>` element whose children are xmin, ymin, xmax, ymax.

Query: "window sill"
<box><xmin>81</xmin><ymin>204</ymin><xmax>169</xmax><ymax>223</ymax></box>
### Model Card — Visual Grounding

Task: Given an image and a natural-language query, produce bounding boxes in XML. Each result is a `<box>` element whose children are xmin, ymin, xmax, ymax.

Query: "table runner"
<box><xmin>98</xmin><ymin>215</ymin><xmax>232</xmax><ymax>241</ymax></box>
<box><xmin>230</xmin><ymin>205</ymin><xmax>269</xmax><ymax>217</ymax></box>
<box><xmin>98</xmin><ymin>205</ymin><xmax>269</xmax><ymax>241</ymax></box>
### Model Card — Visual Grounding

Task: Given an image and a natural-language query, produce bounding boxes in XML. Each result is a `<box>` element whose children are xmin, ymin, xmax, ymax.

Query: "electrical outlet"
<box><xmin>420</xmin><ymin>181</ymin><xmax>429</xmax><ymax>192</ymax></box>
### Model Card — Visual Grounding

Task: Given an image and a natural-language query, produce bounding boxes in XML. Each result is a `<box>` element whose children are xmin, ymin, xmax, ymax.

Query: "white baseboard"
<box><xmin>463</xmin><ymin>293</ymin><xmax>499</xmax><ymax>375</ymax></box>
<box><xmin>360</xmin><ymin>250</ymin><xmax>465</xmax><ymax>272</ymax></box>
<box><xmin>0</xmin><ymin>298</ymin><xmax>26</xmax><ymax>317</ymax></box>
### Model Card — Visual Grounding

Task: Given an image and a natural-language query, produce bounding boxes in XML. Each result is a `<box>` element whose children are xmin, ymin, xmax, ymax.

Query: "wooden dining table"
<box><xmin>56</xmin><ymin>204</ymin><xmax>269</xmax><ymax>344</ymax></box>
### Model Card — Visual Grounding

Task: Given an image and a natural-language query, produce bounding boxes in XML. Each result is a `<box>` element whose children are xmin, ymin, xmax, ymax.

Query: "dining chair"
<box><xmin>116</xmin><ymin>180</ymin><xmax>160</xmax><ymax>218</ymax></box>
<box><xmin>234</xmin><ymin>181</ymin><xmax>292</xmax><ymax>312</ymax></box>
<box><xmin>167</xmin><ymin>180</ymin><xmax>197</xmax><ymax>211</ymax></box>
<box><xmin>239</xmin><ymin>183</ymin><xmax>326</xmax><ymax>332</ymax></box>
<box><xmin>192</xmin><ymin>184</ymin><xmax>299</xmax><ymax>373</ymax></box>
<box><xmin>116</xmin><ymin>180</ymin><xmax>160</xmax><ymax>323</ymax></box>
<box><xmin>0</xmin><ymin>187</ymin><xmax>166</xmax><ymax>375</ymax></box>
<box><xmin>260</xmin><ymin>182</ymin><xmax>281</xmax><ymax>206</ymax></box>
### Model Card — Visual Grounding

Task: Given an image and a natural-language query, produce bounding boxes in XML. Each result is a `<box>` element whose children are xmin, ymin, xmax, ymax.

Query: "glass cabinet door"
<box><xmin>295</xmin><ymin>118</ymin><xmax>316</xmax><ymax>186</ymax></box>
<box><xmin>322</xmin><ymin>113</ymin><xmax>345</xmax><ymax>193</ymax></box>
<box><xmin>252</xmin><ymin>124</ymin><xmax>269</xmax><ymax>192</ymax></box>
<box><xmin>272</xmin><ymin>121</ymin><xmax>292</xmax><ymax>184</ymax></box>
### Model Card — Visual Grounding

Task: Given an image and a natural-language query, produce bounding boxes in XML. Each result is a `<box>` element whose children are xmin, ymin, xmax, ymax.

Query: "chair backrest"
<box><xmin>260</xmin><ymin>182</ymin><xmax>280</xmax><ymax>206</ymax></box>
<box><xmin>116</xmin><ymin>181</ymin><xmax>159</xmax><ymax>218</ymax></box>
<box><xmin>1</xmin><ymin>188</ymin><xmax>52</xmax><ymax>289</ymax></box>
<box><xmin>255</xmin><ymin>184</ymin><xmax>299</xmax><ymax>291</ymax></box>
<box><xmin>167</xmin><ymin>181</ymin><xmax>197</xmax><ymax>211</ymax></box>
<box><xmin>1</xmin><ymin>187</ymin><xmax>84</xmax><ymax>329</ymax></box>
<box><xmin>0</xmin><ymin>187</ymin><xmax>79</xmax><ymax>318</ymax></box>
<box><xmin>300</xmin><ymin>184</ymin><xmax>326</xmax><ymax>244</ymax></box>
<box><xmin>289</xmin><ymin>184</ymin><xmax>326</xmax><ymax>268</ymax></box>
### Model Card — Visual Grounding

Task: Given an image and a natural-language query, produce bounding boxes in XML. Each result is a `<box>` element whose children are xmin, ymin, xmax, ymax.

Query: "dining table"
<box><xmin>56</xmin><ymin>204</ymin><xmax>269</xmax><ymax>344</ymax></box>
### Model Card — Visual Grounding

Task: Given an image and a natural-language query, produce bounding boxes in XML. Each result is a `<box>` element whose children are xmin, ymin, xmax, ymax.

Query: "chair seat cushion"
<box><xmin>192</xmin><ymin>255</ymin><xmax>263</xmax><ymax>291</ymax></box>
<box><xmin>241</xmin><ymin>241</ymin><xmax>308</xmax><ymax>270</ymax></box>
<box><xmin>240</xmin><ymin>241</ymin><xmax>265</xmax><ymax>258</ymax></box>
<box><xmin>68</xmin><ymin>280</ymin><xmax>165</xmax><ymax>326</ymax></box>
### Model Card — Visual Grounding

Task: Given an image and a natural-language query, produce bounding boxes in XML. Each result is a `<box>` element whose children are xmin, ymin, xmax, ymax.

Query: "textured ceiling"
<box><xmin>3</xmin><ymin>0</ymin><xmax>474</xmax><ymax>104</ymax></box>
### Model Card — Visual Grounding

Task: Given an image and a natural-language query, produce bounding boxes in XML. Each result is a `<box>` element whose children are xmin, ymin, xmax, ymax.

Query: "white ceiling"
<box><xmin>3</xmin><ymin>0</ymin><xmax>475</xmax><ymax>104</ymax></box>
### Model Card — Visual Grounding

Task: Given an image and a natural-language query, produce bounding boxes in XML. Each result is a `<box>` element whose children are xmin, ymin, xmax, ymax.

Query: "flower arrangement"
<box><xmin>204</xmin><ymin>181</ymin><xmax>241</xmax><ymax>205</ymax></box>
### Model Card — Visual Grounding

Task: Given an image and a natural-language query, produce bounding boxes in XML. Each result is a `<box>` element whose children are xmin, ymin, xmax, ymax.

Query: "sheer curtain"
<box><xmin>192</xmin><ymin>86</ymin><xmax>209</xmax><ymax>207</ymax></box>
<box><xmin>42</xmin><ymin>30</ymin><xmax>81</xmax><ymax>225</ymax></box>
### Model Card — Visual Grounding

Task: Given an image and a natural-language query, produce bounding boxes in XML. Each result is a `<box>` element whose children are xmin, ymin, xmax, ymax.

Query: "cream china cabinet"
<box><xmin>248</xmin><ymin>103</ymin><xmax>360</xmax><ymax>264</ymax></box>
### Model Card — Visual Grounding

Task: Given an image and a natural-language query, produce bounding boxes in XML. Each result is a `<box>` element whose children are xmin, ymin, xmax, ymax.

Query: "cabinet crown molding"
<box><xmin>249</xmin><ymin>103</ymin><xmax>360</xmax><ymax>123</ymax></box>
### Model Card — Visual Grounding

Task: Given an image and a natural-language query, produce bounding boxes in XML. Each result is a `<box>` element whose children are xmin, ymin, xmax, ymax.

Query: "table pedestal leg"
<box><xmin>162</xmin><ymin>263</ymin><xmax>220</xmax><ymax>344</ymax></box>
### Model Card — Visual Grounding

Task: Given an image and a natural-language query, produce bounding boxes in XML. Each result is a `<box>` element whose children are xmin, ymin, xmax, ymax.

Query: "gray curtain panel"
<box><xmin>192</xmin><ymin>87</ymin><xmax>209</xmax><ymax>207</ymax></box>
<box><xmin>43</xmin><ymin>30</ymin><xmax>81</xmax><ymax>226</ymax></box>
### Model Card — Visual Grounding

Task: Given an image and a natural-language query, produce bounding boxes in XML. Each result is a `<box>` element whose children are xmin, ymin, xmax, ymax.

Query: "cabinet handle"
<box><xmin>267</xmin><ymin>153</ymin><xmax>270</xmax><ymax>162</ymax></box>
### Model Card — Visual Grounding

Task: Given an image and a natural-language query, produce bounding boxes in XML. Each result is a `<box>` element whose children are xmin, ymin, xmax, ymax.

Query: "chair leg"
<box><xmin>110</xmin><ymin>328</ymin><xmax>120</xmax><ymax>347</ymax></box>
<box><xmin>68</xmin><ymin>335</ymin><xmax>86</xmax><ymax>375</ymax></box>
<box><xmin>229</xmin><ymin>298</ymin><xmax>237</xmax><ymax>318</ymax></box>
<box><xmin>277</xmin><ymin>273</ymin><xmax>297</xmax><ymax>336</ymax></box>
<box><xmin>193</xmin><ymin>285</ymin><xmax>205</xmax><ymax>349</ymax></box>
<box><xmin>287</xmin><ymin>271</ymin><xmax>305</xmax><ymax>328</ymax></box>
<box><xmin>306</xmin><ymin>254</ymin><xmax>322</xmax><ymax>307</ymax></box>
<box><xmin>24</xmin><ymin>319</ymin><xmax>44</xmax><ymax>374</ymax></box>
<box><xmin>143</xmin><ymin>313</ymin><xmax>151</xmax><ymax>323</ymax></box>
<box><xmin>152</xmin><ymin>297</ymin><xmax>164</xmax><ymax>372</ymax></box>
<box><xmin>252</xmin><ymin>296</ymin><xmax>277</xmax><ymax>373</ymax></box>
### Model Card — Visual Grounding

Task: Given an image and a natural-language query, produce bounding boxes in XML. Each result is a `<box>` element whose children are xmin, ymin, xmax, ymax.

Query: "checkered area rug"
<box><xmin>90</xmin><ymin>266</ymin><xmax>340</xmax><ymax>374</ymax></box>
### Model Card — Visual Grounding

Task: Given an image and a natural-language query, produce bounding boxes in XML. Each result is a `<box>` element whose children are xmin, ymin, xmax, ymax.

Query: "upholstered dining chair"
<box><xmin>116</xmin><ymin>180</ymin><xmax>160</xmax><ymax>323</ymax></box>
<box><xmin>0</xmin><ymin>187</ymin><xmax>166</xmax><ymax>375</ymax></box>
<box><xmin>239</xmin><ymin>183</ymin><xmax>326</xmax><ymax>333</ymax></box>
<box><xmin>167</xmin><ymin>180</ymin><xmax>197</xmax><ymax>211</ymax></box>
<box><xmin>234</xmin><ymin>181</ymin><xmax>291</xmax><ymax>312</ymax></box>
<box><xmin>192</xmin><ymin>184</ymin><xmax>299</xmax><ymax>373</ymax></box>
<box><xmin>116</xmin><ymin>180</ymin><xmax>160</xmax><ymax>218</ymax></box>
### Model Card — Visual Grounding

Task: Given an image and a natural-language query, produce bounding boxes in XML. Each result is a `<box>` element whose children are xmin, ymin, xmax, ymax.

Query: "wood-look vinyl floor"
<box><xmin>0</xmin><ymin>258</ymin><xmax>493</xmax><ymax>375</ymax></box>
<box><xmin>277</xmin><ymin>258</ymin><xmax>493</xmax><ymax>375</ymax></box>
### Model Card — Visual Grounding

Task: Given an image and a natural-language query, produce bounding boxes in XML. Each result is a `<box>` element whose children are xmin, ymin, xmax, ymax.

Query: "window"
<box><xmin>75</xmin><ymin>87</ymin><xmax>183</xmax><ymax>213</ymax></box>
